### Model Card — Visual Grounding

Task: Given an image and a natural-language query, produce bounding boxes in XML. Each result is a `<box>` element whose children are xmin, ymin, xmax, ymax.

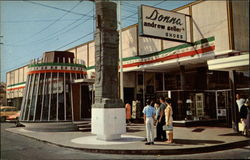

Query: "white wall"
<box><xmin>192</xmin><ymin>1</ymin><xmax>229</xmax><ymax>54</ymax></box>
<box><xmin>76</xmin><ymin>44</ymin><xmax>88</xmax><ymax>66</ymax></box>
<box><xmin>121</xmin><ymin>26</ymin><xmax>138</xmax><ymax>58</ymax></box>
<box><xmin>88</xmin><ymin>42</ymin><xmax>95</xmax><ymax>67</ymax></box>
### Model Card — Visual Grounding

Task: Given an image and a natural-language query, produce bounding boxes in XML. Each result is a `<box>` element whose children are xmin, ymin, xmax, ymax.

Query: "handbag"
<box><xmin>162</xmin><ymin>125</ymin><xmax>173</xmax><ymax>131</ymax></box>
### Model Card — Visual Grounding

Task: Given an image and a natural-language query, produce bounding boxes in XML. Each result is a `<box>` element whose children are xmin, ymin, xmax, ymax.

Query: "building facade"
<box><xmin>6</xmin><ymin>0</ymin><xmax>249</xmax><ymax>124</ymax></box>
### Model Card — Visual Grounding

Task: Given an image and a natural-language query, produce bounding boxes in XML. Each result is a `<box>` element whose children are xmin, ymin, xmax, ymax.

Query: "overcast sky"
<box><xmin>0</xmin><ymin>0</ymin><xmax>194</xmax><ymax>82</ymax></box>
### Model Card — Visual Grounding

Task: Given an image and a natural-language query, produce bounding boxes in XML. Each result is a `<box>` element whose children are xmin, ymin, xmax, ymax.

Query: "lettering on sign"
<box><xmin>139</xmin><ymin>5</ymin><xmax>187</xmax><ymax>41</ymax></box>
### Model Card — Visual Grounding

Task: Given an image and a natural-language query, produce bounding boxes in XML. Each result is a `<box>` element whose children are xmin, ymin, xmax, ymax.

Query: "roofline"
<box><xmin>173</xmin><ymin>0</ymin><xmax>204</xmax><ymax>12</ymax></box>
<box><xmin>6</xmin><ymin>64</ymin><xmax>29</xmax><ymax>74</ymax></box>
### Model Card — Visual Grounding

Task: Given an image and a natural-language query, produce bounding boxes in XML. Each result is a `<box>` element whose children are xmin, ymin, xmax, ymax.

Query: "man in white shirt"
<box><xmin>236</xmin><ymin>93</ymin><xmax>245</xmax><ymax>112</ymax></box>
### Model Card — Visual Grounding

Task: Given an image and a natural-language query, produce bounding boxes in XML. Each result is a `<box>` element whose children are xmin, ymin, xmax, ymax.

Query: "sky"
<box><xmin>0</xmin><ymin>0</ymin><xmax>194</xmax><ymax>82</ymax></box>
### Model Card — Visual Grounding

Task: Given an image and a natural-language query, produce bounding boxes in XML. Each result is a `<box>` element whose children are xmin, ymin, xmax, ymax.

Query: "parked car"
<box><xmin>0</xmin><ymin>106</ymin><xmax>18</xmax><ymax>122</ymax></box>
<box><xmin>6</xmin><ymin>110</ymin><xmax>20</xmax><ymax>122</ymax></box>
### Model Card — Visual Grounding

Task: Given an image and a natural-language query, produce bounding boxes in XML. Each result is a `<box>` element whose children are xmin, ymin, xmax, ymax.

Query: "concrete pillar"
<box><xmin>180</xmin><ymin>65</ymin><xmax>186</xmax><ymax>90</ymax></box>
<box><xmin>91</xmin><ymin>1</ymin><xmax>126</xmax><ymax>140</ymax></box>
<box><xmin>177</xmin><ymin>65</ymin><xmax>186</xmax><ymax>120</ymax></box>
<box><xmin>229</xmin><ymin>70</ymin><xmax>238</xmax><ymax>132</ymax></box>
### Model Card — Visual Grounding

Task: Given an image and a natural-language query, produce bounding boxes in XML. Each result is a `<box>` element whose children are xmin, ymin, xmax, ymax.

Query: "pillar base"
<box><xmin>91</xmin><ymin>107</ymin><xmax>126</xmax><ymax>141</ymax></box>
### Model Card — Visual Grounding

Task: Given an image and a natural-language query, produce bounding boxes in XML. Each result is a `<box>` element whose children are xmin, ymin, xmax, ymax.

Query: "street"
<box><xmin>1</xmin><ymin>123</ymin><xmax>250</xmax><ymax>159</ymax></box>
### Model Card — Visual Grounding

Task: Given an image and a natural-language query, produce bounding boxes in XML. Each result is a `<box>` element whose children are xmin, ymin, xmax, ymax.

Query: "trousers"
<box><xmin>146</xmin><ymin>117</ymin><xmax>154</xmax><ymax>143</ymax></box>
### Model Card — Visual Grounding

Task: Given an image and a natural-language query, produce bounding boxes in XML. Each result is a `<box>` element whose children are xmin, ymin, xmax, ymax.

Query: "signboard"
<box><xmin>139</xmin><ymin>5</ymin><xmax>187</xmax><ymax>42</ymax></box>
<box><xmin>217</xmin><ymin>109</ymin><xmax>226</xmax><ymax>116</ymax></box>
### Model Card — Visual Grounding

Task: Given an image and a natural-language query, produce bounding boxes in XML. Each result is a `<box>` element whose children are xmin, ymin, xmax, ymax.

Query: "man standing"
<box><xmin>157</xmin><ymin>97</ymin><xmax>167</xmax><ymax>141</ymax></box>
<box><xmin>143</xmin><ymin>99</ymin><xmax>156</xmax><ymax>145</ymax></box>
<box><xmin>236</xmin><ymin>93</ymin><xmax>245</xmax><ymax>112</ymax></box>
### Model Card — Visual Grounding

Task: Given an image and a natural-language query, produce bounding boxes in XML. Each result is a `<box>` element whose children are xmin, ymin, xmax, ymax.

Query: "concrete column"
<box><xmin>229</xmin><ymin>70</ymin><xmax>238</xmax><ymax>132</ymax></box>
<box><xmin>178</xmin><ymin>65</ymin><xmax>186</xmax><ymax>120</ymax></box>
<box><xmin>91</xmin><ymin>1</ymin><xmax>125</xmax><ymax>140</ymax></box>
<box><xmin>180</xmin><ymin>65</ymin><xmax>186</xmax><ymax>90</ymax></box>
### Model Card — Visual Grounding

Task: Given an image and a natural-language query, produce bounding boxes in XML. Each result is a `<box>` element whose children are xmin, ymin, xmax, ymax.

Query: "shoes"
<box><xmin>145</xmin><ymin>142</ymin><xmax>151</xmax><ymax>145</ymax></box>
<box><xmin>150</xmin><ymin>142</ymin><xmax>154</xmax><ymax>145</ymax></box>
<box><xmin>162</xmin><ymin>139</ymin><xmax>167</xmax><ymax>142</ymax></box>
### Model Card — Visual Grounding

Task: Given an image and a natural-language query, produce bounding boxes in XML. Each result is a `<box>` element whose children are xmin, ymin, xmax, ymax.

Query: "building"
<box><xmin>18</xmin><ymin>51</ymin><xmax>92</xmax><ymax>122</ymax></box>
<box><xmin>6</xmin><ymin>0</ymin><xmax>249</xmax><ymax>125</ymax></box>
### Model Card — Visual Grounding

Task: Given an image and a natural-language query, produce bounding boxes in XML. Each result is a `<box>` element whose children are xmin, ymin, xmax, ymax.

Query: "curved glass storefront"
<box><xmin>20</xmin><ymin>51</ymin><xmax>87</xmax><ymax>122</ymax></box>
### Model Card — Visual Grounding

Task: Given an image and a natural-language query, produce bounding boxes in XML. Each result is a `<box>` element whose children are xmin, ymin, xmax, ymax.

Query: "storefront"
<box><xmin>5</xmin><ymin>0</ymin><xmax>249</xmax><ymax>127</ymax></box>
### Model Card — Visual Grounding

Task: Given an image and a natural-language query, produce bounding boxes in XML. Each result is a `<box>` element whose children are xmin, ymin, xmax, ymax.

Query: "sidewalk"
<box><xmin>6</xmin><ymin>122</ymin><xmax>250</xmax><ymax>155</ymax></box>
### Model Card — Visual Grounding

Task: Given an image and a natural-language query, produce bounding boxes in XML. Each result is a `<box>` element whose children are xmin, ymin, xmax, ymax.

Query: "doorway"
<box><xmin>124</xmin><ymin>87</ymin><xmax>134</xmax><ymax>106</ymax></box>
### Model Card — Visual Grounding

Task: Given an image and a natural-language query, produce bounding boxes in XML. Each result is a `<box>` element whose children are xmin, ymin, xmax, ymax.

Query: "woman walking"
<box><xmin>165</xmin><ymin>98</ymin><xmax>174</xmax><ymax>143</ymax></box>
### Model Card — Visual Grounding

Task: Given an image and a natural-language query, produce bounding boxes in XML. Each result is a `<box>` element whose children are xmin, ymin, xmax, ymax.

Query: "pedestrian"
<box><xmin>125</xmin><ymin>102</ymin><xmax>132</xmax><ymax>125</ymax></box>
<box><xmin>164</xmin><ymin>98</ymin><xmax>174</xmax><ymax>143</ymax></box>
<box><xmin>143</xmin><ymin>99</ymin><xmax>156</xmax><ymax>145</ymax></box>
<box><xmin>157</xmin><ymin>97</ymin><xmax>167</xmax><ymax>141</ymax></box>
<box><xmin>245</xmin><ymin>98</ymin><xmax>250</xmax><ymax>136</ymax></box>
<box><xmin>154</xmin><ymin>101</ymin><xmax>162</xmax><ymax>141</ymax></box>
<box><xmin>240</xmin><ymin>98</ymin><xmax>249</xmax><ymax>136</ymax></box>
<box><xmin>236</xmin><ymin>93</ymin><xmax>245</xmax><ymax>112</ymax></box>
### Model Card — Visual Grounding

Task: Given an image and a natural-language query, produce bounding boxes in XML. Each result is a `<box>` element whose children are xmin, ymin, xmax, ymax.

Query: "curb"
<box><xmin>6</xmin><ymin>129</ymin><xmax>250</xmax><ymax>155</ymax></box>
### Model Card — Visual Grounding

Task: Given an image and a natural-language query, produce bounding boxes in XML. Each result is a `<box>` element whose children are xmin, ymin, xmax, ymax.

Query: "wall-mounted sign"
<box><xmin>139</xmin><ymin>5</ymin><xmax>187</xmax><ymax>42</ymax></box>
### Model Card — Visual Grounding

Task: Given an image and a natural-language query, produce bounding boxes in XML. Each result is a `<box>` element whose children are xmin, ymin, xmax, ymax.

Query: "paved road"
<box><xmin>1</xmin><ymin>123</ymin><xmax>250</xmax><ymax>159</ymax></box>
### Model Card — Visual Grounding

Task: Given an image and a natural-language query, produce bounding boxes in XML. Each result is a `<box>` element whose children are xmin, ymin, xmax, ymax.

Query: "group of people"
<box><xmin>142</xmin><ymin>97</ymin><xmax>173</xmax><ymax>145</ymax></box>
<box><xmin>236</xmin><ymin>93</ymin><xmax>250</xmax><ymax>136</ymax></box>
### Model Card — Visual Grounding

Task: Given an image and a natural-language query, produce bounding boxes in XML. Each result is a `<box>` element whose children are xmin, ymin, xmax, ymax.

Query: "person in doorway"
<box><xmin>154</xmin><ymin>101</ymin><xmax>162</xmax><ymax>141</ymax></box>
<box><xmin>240</xmin><ymin>98</ymin><xmax>249</xmax><ymax>136</ymax></box>
<box><xmin>164</xmin><ymin>98</ymin><xmax>174</xmax><ymax>143</ymax></box>
<box><xmin>236</xmin><ymin>93</ymin><xmax>245</xmax><ymax>112</ymax></box>
<box><xmin>143</xmin><ymin>99</ymin><xmax>156</xmax><ymax>145</ymax></box>
<box><xmin>158</xmin><ymin>97</ymin><xmax>167</xmax><ymax>141</ymax></box>
<box><xmin>125</xmin><ymin>102</ymin><xmax>132</xmax><ymax>125</ymax></box>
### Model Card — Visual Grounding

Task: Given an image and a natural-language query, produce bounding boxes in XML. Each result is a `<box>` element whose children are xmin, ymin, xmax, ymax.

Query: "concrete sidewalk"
<box><xmin>5</xmin><ymin>122</ymin><xmax>250</xmax><ymax>155</ymax></box>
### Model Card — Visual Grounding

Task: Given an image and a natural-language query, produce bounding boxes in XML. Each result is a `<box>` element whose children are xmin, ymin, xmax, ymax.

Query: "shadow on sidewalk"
<box><xmin>191</xmin><ymin>128</ymin><xmax>205</xmax><ymax>132</ymax></box>
<box><xmin>219</xmin><ymin>133</ymin><xmax>242</xmax><ymax>136</ymax></box>
<box><xmin>154</xmin><ymin>139</ymin><xmax>224</xmax><ymax>146</ymax></box>
<box><xmin>126</xmin><ymin>128</ymin><xmax>143</xmax><ymax>132</ymax></box>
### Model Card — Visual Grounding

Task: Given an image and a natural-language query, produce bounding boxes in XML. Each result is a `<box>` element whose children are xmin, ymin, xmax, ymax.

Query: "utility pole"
<box><xmin>117</xmin><ymin>1</ymin><xmax>124</xmax><ymax>101</ymax></box>
<box><xmin>0</xmin><ymin>36</ymin><xmax>3</xmax><ymax>82</ymax></box>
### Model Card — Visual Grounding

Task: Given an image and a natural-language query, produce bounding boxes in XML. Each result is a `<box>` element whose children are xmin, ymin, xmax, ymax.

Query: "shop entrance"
<box><xmin>124</xmin><ymin>87</ymin><xmax>134</xmax><ymax>105</ymax></box>
<box><xmin>72</xmin><ymin>83</ymin><xmax>92</xmax><ymax>121</ymax></box>
<box><xmin>215</xmin><ymin>90</ymin><xmax>232</xmax><ymax>127</ymax></box>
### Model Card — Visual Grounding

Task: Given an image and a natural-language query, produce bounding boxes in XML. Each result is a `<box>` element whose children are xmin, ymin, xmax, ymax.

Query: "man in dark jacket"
<box><xmin>155</xmin><ymin>97</ymin><xmax>167</xmax><ymax>141</ymax></box>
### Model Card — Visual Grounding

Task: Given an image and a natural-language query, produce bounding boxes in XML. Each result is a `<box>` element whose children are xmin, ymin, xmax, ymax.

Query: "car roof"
<box><xmin>0</xmin><ymin>106</ymin><xmax>17</xmax><ymax>109</ymax></box>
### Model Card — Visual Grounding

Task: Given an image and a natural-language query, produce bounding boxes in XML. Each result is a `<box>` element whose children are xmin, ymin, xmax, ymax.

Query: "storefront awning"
<box><xmin>207</xmin><ymin>53</ymin><xmax>249</xmax><ymax>71</ymax></box>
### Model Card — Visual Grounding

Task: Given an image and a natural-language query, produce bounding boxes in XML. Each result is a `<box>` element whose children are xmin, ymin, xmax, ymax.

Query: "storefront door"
<box><xmin>215</xmin><ymin>90</ymin><xmax>231</xmax><ymax>127</ymax></box>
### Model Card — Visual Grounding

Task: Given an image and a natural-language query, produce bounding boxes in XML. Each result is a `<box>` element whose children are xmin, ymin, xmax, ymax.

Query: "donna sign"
<box><xmin>139</xmin><ymin>5</ymin><xmax>187</xmax><ymax>42</ymax></box>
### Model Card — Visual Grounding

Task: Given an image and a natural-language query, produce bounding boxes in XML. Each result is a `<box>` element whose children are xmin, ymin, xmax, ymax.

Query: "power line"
<box><xmin>5</xmin><ymin>9</ymin><xmax>94</xmax><ymax>47</ymax></box>
<box><xmin>122</xmin><ymin>0</ymin><xmax>166</xmax><ymax>21</ymax></box>
<box><xmin>0</xmin><ymin>18</ymin><xmax>85</xmax><ymax>23</ymax></box>
<box><xmin>55</xmin><ymin>31</ymin><xmax>94</xmax><ymax>50</ymax></box>
<box><xmin>25</xmin><ymin>0</ymin><xmax>92</xmax><ymax>17</ymax></box>
<box><xmin>13</xmin><ymin>1</ymin><xmax>84</xmax><ymax>44</ymax></box>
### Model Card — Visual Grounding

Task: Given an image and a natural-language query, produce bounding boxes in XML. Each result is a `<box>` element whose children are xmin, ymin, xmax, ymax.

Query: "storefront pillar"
<box><xmin>180</xmin><ymin>65</ymin><xmax>186</xmax><ymax>90</ymax></box>
<box><xmin>229</xmin><ymin>70</ymin><xmax>238</xmax><ymax>132</ymax></box>
<box><xmin>177</xmin><ymin>65</ymin><xmax>186</xmax><ymax>120</ymax></box>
